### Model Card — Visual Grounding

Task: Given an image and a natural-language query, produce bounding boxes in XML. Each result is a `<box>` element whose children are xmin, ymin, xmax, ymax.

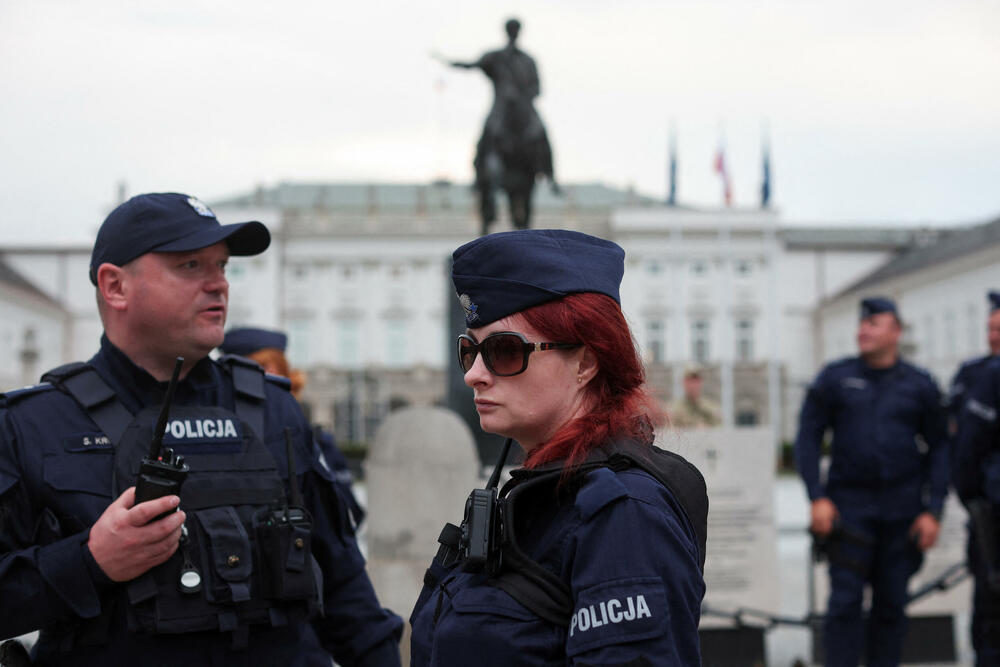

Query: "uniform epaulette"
<box><xmin>264</xmin><ymin>373</ymin><xmax>292</xmax><ymax>391</ymax></box>
<box><xmin>1</xmin><ymin>382</ymin><xmax>55</xmax><ymax>405</ymax></box>
<box><xmin>575</xmin><ymin>467</ymin><xmax>629</xmax><ymax>520</ymax></box>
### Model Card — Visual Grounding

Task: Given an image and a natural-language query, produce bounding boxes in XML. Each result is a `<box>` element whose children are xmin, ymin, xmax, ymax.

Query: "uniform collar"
<box><xmin>92</xmin><ymin>335</ymin><xmax>217</xmax><ymax>410</ymax></box>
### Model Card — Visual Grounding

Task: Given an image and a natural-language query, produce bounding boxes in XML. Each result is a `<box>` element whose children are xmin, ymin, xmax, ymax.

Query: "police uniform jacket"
<box><xmin>409</xmin><ymin>442</ymin><xmax>706</xmax><ymax>666</ymax></box>
<box><xmin>952</xmin><ymin>356</ymin><xmax>1000</xmax><ymax>503</ymax></box>
<box><xmin>0</xmin><ymin>337</ymin><xmax>402</xmax><ymax>665</ymax></box>
<box><xmin>949</xmin><ymin>354</ymin><xmax>993</xmax><ymax>423</ymax></box>
<box><xmin>794</xmin><ymin>356</ymin><xmax>948</xmax><ymax>520</ymax></box>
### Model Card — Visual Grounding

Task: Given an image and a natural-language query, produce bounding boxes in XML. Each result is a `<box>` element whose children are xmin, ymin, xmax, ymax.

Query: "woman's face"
<box><xmin>463</xmin><ymin>313</ymin><xmax>593</xmax><ymax>451</ymax></box>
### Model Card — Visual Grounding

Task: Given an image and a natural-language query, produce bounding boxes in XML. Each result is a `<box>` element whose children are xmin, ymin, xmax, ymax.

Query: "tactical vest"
<box><xmin>432</xmin><ymin>442</ymin><xmax>708</xmax><ymax>627</ymax></box>
<box><xmin>40</xmin><ymin>357</ymin><xmax>323</xmax><ymax>647</ymax></box>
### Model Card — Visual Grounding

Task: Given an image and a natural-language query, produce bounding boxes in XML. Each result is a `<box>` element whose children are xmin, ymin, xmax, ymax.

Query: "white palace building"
<box><xmin>3</xmin><ymin>180</ymin><xmax>992</xmax><ymax>448</ymax></box>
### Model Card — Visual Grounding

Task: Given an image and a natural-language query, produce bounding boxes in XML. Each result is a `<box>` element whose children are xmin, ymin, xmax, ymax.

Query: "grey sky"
<box><xmin>1</xmin><ymin>0</ymin><xmax>998</xmax><ymax>243</ymax></box>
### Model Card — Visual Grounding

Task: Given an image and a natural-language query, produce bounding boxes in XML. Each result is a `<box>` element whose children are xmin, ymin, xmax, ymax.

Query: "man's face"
<box><xmin>683</xmin><ymin>374</ymin><xmax>702</xmax><ymax>400</ymax></box>
<box><xmin>988</xmin><ymin>309</ymin><xmax>1000</xmax><ymax>355</ymax></box>
<box><xmin>856</xmin><ymin>312</ymin><xmax>901</xmax><ymax>357</ymax></box>
<box><xmin>122</xmin><ymin>242</ymin><xmax>230</xmax><ymax>361</ymax></box>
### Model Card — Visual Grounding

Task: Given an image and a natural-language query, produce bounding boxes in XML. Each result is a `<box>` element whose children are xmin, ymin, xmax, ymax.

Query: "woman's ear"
<box><xmin>577</xmin><ymin>346</ymin><xmax>599</xmax><ymax>385</ymax></box>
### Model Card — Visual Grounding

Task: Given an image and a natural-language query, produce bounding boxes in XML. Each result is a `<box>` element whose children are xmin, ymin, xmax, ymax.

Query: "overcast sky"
<box><xmin>1</xmin><ymin>0</ymin><xmax>998</xmax><ymax>243</ymax></box>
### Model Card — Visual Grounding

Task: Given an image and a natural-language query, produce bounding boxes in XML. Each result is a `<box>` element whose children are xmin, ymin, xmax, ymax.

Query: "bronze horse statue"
<box><xmin>450</xmin><ymin>19</ymin><xmax>558</xmax><ymax>235</ymax></box>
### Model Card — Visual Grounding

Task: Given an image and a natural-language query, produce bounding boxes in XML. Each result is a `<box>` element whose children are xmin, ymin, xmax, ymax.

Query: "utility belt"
<box><xmin>42</xmin><ymin>359</ymin><xmax>323</xmax><ymax>649</ymax></box>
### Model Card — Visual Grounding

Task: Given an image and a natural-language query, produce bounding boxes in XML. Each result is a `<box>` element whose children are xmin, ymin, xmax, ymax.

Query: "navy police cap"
<box><xmin>989</xmin><ymin>291</ymin><xmax>1000</xmax><ymax>313</ymax></box>
<box><xmin>89</xmin><ymin>192</ymin><xmax>270</xmax><ymax>285</ymax></box>
<box><xmin>220</xmin><ymin>328</ymin><xmax>288</xmax><ymax>356</ymax></box>
<box><xmin>452</xmin><ymin>229</ymin><xmax>625</xmax><ymax>327</ymax></box>
<box><xmin>860</xmin><ymin>296</ymin><xmax>898</xmax><ymax>320</ymax></box>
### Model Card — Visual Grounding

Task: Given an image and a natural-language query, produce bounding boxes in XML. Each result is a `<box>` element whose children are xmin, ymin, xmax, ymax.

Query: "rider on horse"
<box><xmin>451</xmin><ymin>19</ymin><xmax>558</xmax><ymax>231</ymax></box>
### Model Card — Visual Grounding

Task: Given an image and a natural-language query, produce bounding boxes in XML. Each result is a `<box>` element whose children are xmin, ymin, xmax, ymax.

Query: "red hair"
<box><xmin>519</xmin><ymin>292</ymin><xmax>664</xmax><ymax>468</ymax></box>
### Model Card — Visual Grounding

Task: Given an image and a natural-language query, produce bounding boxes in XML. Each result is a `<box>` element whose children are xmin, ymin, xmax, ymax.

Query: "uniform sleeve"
<box><xmin>918</xmin><ymin>375</ymin><xmax>950</xmax><ymax>515</ymax></box>
<box><xmin>794</xmin><ymin>367</ymin><xmax>833</xmax><ymax>501</ymax></box>
<box><xmin>953</xmin><ymin>366</ymin><xmax>1000</xmax><ymax>502</ymax></box>
<box><xmin>564</xmin><ymin>471</ymin><xmax>704</xmax><ymax>666</ymax></box>
<box><xmin>0</xmin><ymin>408</ymin><xmax>112</xmax><ymax>639</ymax></box>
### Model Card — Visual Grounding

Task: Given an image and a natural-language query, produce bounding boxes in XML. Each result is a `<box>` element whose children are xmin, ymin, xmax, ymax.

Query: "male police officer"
<box><xmin>795</xmin><ymin>297</ymin><xmax>948</xmax><ymax>667</ymax></box>
<box><xmin>952</xmin><ymin>295</ymin><xmax>1000</xmax><ymax>666</ymax></box>
<box><xmin>949</xmin><ymin>291</ymin><xmax>1000</xmax><ymax>429</ymax></box>
<box><xmin>0</xmin><ymin>193</ymin><xmax>402</xmax><ymax>665</ymax></box>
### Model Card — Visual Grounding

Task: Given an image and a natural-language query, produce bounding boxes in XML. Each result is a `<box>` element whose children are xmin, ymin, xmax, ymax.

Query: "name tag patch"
<box><xmin>63</xmin><ymin>433</ymin><xmax>113</xmax><ymax>452</ymax></box>
<box><xmin>565</xmin><ymin>577</ymin><xmax>668</xmax><ymax>656</ymax></box>
<box><xmin>163</xmin><ymin>418</ymin><xmax>242</xmax><ymax>454</ymax></box>
<box><xmin>841</xmin><ymin>377</ymin><xmax>867</xmax><ymax>390</ymax></box>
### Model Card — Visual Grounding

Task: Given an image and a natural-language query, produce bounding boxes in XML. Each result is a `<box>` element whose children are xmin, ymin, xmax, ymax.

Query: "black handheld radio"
<box><xmin>459</xmin><ymin>437</ymin><xmax>512</xmax><ymax>575</ymax></box>
<box><xmin>134</xmin><ymin>357</ymin><xmax>189</xmax><ymax>515</ymax></box>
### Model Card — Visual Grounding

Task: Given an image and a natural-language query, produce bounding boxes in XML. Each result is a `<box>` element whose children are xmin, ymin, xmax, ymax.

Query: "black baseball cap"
<box><xmin>89</xmin><ymin>192</ymin><xmax>270</xmax><ymax>285</ymax></box>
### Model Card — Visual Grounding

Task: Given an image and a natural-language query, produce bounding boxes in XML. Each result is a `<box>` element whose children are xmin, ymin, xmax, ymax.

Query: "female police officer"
<box><xmin>409</xmin><ymin>229</ymin><xmax>707</xmax><ymax>665</ymax></box>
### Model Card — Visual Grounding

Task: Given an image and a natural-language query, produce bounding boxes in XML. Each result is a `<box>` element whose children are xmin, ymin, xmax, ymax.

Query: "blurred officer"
<box><xmin>0</xmin><ymin>193</ymin><xmax>401</xmax><ymax>665</ymax></box>
<box><xmin>948</xmin><ymin>291</ymin><xmax>1000</xmax><ymax>429</ymax></box>
<box><xmin>667</xmin><ymin>365</ymin><xmax>722</xmax><ymax>429</ymax></box>
<box><xmin>795</xmin><ymin>297</ymin><xmax>948</xmax><ymax>667</ymax></box>
<box><xmin>951</xmin><ymin>295</ymin><xmax>1000</xmax><ymax>666</ymax></box>
<box><xmin>219</xmin><ymin>327</ymin><xmax>366</xmax><ymax>528</ymax></box>
<box><xmin>410</xmin><ymin>230</ymin><xmax>707</xmax><ymax>665</ymax></box>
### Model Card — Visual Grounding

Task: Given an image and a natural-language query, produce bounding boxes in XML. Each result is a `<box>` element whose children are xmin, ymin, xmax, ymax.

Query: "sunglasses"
<box><xmin>457</xmin><ymin>331</ymin><xmax>581</xmax><ymax>377</ymax></box>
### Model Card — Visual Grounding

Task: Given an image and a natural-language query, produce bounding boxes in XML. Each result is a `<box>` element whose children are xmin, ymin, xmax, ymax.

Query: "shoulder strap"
<box><xmin>41</xmin><ymin>362</ymin><xmax>133</xmax><ymax>446</ymax></box>
<box><xmin>219</xmin><ymin>354</ymin><xmax>266</xmax><ymax>438</ymax></box>
<box><xmin>489</xmin><ymin>469</ymin><xmax>579</xmax><ymax>626</ymax></box>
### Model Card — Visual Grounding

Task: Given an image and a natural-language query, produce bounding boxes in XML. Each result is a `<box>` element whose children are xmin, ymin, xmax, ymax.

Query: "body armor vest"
<box><xmin>42</xmin><ymin>359</ymin><xmax>323</xmax><ymax>646</ymax></box>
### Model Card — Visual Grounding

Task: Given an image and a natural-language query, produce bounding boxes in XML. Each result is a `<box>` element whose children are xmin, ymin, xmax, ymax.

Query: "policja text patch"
<box><xmin>162</xmin><ymin>417</ymin><xmax>242</xmax><ymax>454</ymax></box>
<box><xmin>565</xmin><ymin>577</ymin><xmax>668</xmax><ymax>656</ymax></box>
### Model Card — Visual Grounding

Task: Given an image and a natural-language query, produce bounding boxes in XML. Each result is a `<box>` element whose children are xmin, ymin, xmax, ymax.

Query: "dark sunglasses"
<box><xmin>457</xmin><ymin>331</ymin><xmax>581</xmax><ymax>377</ymax></box>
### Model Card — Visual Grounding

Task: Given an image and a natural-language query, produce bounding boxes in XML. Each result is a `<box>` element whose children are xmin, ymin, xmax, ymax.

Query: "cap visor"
<box><xmin>154</xmin><ymin>221</ymin><xmax>270</xmax><ymax>256</ymax></box>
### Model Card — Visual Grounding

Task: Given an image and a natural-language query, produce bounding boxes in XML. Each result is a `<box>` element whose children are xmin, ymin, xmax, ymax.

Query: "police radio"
<box><xmin>135</xmin><ymin>357</ymin><xmax>189</xmax><ymax>515</ymax></box>
<box><xmin>459</xmin><ymin>437</ymin><xmax>512</xmax><ymax>575</ymax></box>
<box><xmin>254</xmin><ymin>428</ymin><xmax>316</xmax><ymax>600</ymax></box>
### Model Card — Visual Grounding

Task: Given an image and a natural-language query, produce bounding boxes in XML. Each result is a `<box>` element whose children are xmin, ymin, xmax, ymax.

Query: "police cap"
<box><xmin>989</xmin><ymin>291</ymin><xmax>1000</xmax><ymax>313</ymax></box>
<box><xmin>220</xmin><ymin>328</ymin><xmax>288</xmax><ymax>356</ymax></box>
<box><xmin>859</xmin><ymin>296</ymin><xmax>898</xmax><ymax>320</ymax></box>
<box><xmin>451</xmin><ymin>229</ymin><xmax>625</xmax><ymax>327</ymax></box>
<box><xmin>89</xmin><ymin>192</ymin><xmax>270</xmax><ymax>285</ymax></box>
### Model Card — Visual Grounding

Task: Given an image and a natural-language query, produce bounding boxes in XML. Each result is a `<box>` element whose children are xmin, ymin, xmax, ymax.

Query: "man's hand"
<box><xmin>810</xmin><ymin>497</ymin><xmax>838</xmax><ymax>537</ymax></box>
<box><xmin>910</xmin><ymin>512</ymin><xmax>941</xmax><ymax>551</ymax></box>
<box><xmin>87</xmin><ymin>487</ymin><xmax>186</xmax><ymax>582</ymax></box>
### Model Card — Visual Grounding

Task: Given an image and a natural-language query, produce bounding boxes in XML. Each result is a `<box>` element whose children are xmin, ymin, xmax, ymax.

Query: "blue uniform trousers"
<box><xmin>824</xmin><ymin>515</ymin><xmax>922</xmax><ymax>667</ymax></box>
<box><xmin>968</xmin><ymin>529</ymin><xmax>1000</xmax><ymax>666</ymax></box>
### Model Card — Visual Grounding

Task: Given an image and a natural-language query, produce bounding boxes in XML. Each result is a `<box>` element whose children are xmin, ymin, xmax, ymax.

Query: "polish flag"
<box><xmin>714</xmin><ymin>149</ymin><xmax>732</xmax><ymax>207</ymax></box>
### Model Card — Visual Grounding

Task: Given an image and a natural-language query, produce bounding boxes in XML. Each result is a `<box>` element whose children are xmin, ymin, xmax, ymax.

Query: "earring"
<box><xmin>576</xmin><ymin>376</ymin><xmax>583</xmax><ymax>384</ymax></box>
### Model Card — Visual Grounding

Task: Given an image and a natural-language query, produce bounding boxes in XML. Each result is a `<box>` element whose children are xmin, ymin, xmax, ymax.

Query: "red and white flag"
<box><xmin>714</xmin><ymin>148</ymin><xmax>732</xmax><ymax>207</ymax></box>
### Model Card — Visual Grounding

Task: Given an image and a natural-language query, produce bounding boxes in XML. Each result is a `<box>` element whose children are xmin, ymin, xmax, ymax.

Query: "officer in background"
<box><xmin>948</xmin><ymin>291</ymin><xmax>1000</xmax><ymax>430</ymax></box>
<box><xmin>667</xmin><ymin>365</ymin><xmax>722</xmax><ymax>429</ymax></box>
<box><xmin>219</xmin><ymin>327</ymin><xmax>365</xmax><ymax>528</ymax></box>
<box><xmin>794</xmin><ymin>297</ymin><xmax>948</xmax><ymax>667</ymax></box>
<box><xmin>0</xmin><ymin>193</ymin><xmax>402</xmax><ymax>665</ymax></box>
<box><xmin>952</xmin><ymin>294</ymin><xmax>1000</xmax><ymax>665</ymax></box>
